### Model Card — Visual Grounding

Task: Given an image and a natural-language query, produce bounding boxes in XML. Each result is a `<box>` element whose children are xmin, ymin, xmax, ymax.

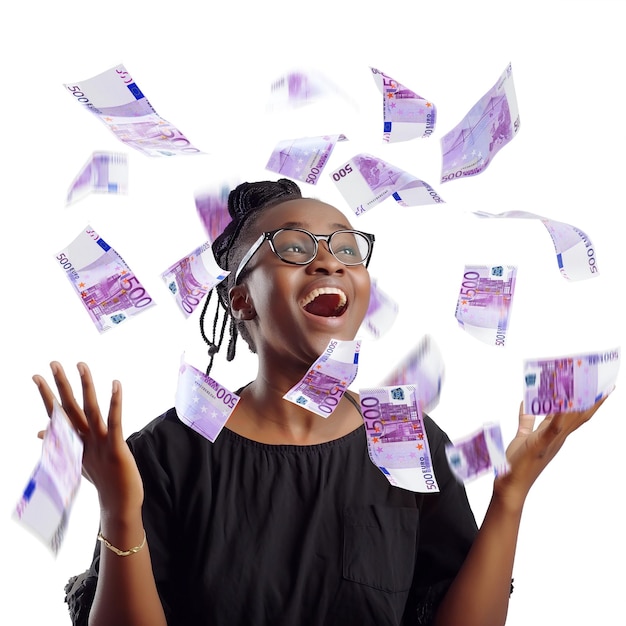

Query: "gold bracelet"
<box><xmin>97</xmin><ymin>530</ymin><xmax>146</xmax><ymax>557</ymax></box>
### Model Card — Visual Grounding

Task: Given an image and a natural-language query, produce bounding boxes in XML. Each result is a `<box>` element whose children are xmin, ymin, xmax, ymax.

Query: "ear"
<box><xmin>229</xmin><ymin>285</ymin><xmax>256</xmax><ymax>320</ymax></box>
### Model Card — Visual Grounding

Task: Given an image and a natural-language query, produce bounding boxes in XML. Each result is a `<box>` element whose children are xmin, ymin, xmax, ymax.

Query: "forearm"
<box><xmin>89</xmin><ymin>510</ymin><xmax>167</xmax><ymax>626</ymax></box>
<box><xmin>434</xmin><ymin>492</ymin><xmax>523</xmax><ymax>626</ymax></box>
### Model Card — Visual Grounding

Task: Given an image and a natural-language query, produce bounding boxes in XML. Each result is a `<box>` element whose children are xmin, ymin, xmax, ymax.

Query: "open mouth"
<box><xmin>301</xmin><ymin>287</ymin><xmax>348</xmax><ymax>317</ymax></box>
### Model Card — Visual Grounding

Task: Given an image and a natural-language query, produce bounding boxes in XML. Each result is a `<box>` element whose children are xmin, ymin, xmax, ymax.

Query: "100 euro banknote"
<box><xmin>359</xmin><ymin>384</ymin><xmax>439</xmax><ymax>492</ymax></box>
<box><xmin>56</xmin><ymin>225</ymin><xmax>155</xmax><ymax>332</ymax></box>
<box><xmin>455</xmin><ymin>265</ymin><xmax>516</xmax><ymax>346</ymax></box>
<box><xmin>14</xmin><ymin>399</ymin><xmax>83</xmax><ymax>554</ymax></box>
<box><xmin>64</xmin><ymin>64</ymin><xmax>202</xmax><ymax>157</ymax></box>
<box><xmin>523</xmin><ymin>348</ymin><xmax>620</xmax><ymax>415</ymax></box>
<box><xmin>330</xmin><ymin>153</ymin><xmax>444</xmax><ymax>216</ymax></box>
<box><xmin>474</xmin><ymin>210</ymin><xmax>599</xmax><ymax>281</ymax></box>
<box><xmin>161</xmin><ymin>242</ymin><xmax>229</xmax><ymax>318</ymax></box>
<box><xmin>441</xmin><ymin>63</ymin><xmax>520</xmax><ymax>184</ymax></box>
<box><xmin>370</xmin><ymin>67</ymin><xmax>436</xmax><ymax>142</ymax></box>
<box><xmin>66</xmin><ymin>151</ymin><xmax>128</xmax><ymax>205</ymax></box>
<box><xmin>284</xmin><ymin>339</ymin><xmax>360</xmax><ymax>417</ymax></box>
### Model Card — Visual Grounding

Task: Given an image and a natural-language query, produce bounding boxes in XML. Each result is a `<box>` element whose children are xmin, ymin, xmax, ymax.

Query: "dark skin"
<box><xmin>34</xmin><ymin>198</ymin><xmax>610</xmax><ymax>626</ymax></box>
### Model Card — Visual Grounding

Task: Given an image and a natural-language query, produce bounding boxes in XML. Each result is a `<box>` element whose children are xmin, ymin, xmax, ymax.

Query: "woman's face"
<box><xmin>232</xmin><ymin>198</ymin><xmax>372</xmax><ymax>367</ymax></box>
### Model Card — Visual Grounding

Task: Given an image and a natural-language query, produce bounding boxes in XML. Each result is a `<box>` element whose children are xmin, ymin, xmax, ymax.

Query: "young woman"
<box><xmin>34</xmin><ymin>179</ymin><xmax>607</xmax><ymax>626</ymax></box>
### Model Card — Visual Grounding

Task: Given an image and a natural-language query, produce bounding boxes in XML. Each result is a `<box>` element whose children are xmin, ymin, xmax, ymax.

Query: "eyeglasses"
<box><xmin>234</xmin><ymin>228</ymin><xmax>375</xmax><ymax>284</ymax></box>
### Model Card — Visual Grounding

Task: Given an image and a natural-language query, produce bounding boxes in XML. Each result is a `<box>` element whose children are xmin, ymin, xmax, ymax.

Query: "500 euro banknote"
<box><xmin>64</xmin><ymin>64</ymin><xmax>202</xmax><ymax>157</ymax></box>
<box><xmin>56</xmin><ymin>225</ymin><xmax>155</xmax><ymax>332</ymax></box>
<box><xmin>66</xmin><ymin>151</ymin><xmax>128</xmax><ymax>205</ymax></box>
<box><xmin>359</xmin><ymin>384</ymin><xmax>439</xmax><ymax>492</ymax></box>
<box><xmin>358</xmin><ymin>278</ymin><xmax>399</xmax><ymax>339</ymax></box>
<box><xmin>523</xmin><ymin>348</ymin><xmax>620</xmax><ymax>415</ymax></box>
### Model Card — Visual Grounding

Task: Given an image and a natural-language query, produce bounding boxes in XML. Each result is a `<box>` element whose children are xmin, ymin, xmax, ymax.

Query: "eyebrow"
<box><xmin>278</xmin><ymin>221</ymin><xmax>353</xmax><ymax>231</ymax></box>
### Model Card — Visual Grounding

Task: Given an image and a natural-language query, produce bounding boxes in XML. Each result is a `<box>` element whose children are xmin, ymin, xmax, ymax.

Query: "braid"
<box><xmin>201</xmin><ymin>179</ymin><xmax>303</xmax><ymax>374</ymax></box>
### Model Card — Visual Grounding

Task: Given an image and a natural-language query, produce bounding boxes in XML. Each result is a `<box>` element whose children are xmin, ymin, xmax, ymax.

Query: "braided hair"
<box><xmin>200</xmin><ymin>178</ymin><xmax>303</xmax><ymax>375</ymax></box>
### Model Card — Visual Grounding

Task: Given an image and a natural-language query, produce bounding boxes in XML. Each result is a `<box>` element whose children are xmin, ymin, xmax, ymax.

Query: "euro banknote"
<box><xmin>445</xmin><ymin>422</ymin><xmax>509</xmax><ymax>483</ymax></box>
<box><xmin>265</xmin><ymin>134</ymin><xmax>347</xmax><ymax>185</ymax></box>
<box><xmin>473</xmin><ymin>210</ymin><xmax>599</xmax><ymax>281</ymax></box>
<box><xmin>441</xmin><ymin>63</ymin><xmax>520</xmax><ymax>183</ymax></box>
<box><xmin>359</xmin><ymin>278</ymin><xmax>399</xmax><ymax>339</ymax></box>
<box><xmin>359</xmin><ymin>384</ymin><xmax>439</xmax><ymax>492</ymax></box>
<box><xmin>13</xmin><ymin>399</ymin><xmax>83</xmax><ymax>554</ymax></box>
<box><xmin>66</xmin><ymin>151</ymin><xmax>128</xmax><ymax>205</ymax></box>
<box><xmin>330</xmin><ymin>152</ymin><xmax>444</xmax><ymax>216</ymax></box>
<box><xmin>284</xmin><ymin>339</ymin><xmax>361</xmax><ymax>417</ymax></box>
<box><xmin>379</xmin><ymin>334</ymin><xmax>445</xmax><ymax>413</ymax></box>
<box><xmin>56</xmin><ymin>225</ymin><xmax>156</xmax><ymax>332</ymax></box>
<box><xmin>194</xmin><ymin>182</ymin><xmax>237</xmax><ymax>242</ymax></box>
<box><xmin>455</xmin><ymin>265</ymin><xmax>516</xmax><ymax>346</ymax></box>
<box><xmin>523</xmin><ymin>348</ymin><xmax>620</xmax><ymax>415</ymax></box>
<box><xmin>175</xmin><ymin>357</ymin><xmax>240</xmax><ymax>442</ymax></box>
<box><xmin>64</xmin><ymin>64</ymin><xmax>202</xmax><ymax>157</ymax></box>
<box><xmin>370</xmin><ymin>67</ymin><xmax>436</xmax><ymax>142</ymax></box>
<box><xmin>161</xmin><ymin>242</ymin><xmax>229</xmax><ymax>318</ymax></box>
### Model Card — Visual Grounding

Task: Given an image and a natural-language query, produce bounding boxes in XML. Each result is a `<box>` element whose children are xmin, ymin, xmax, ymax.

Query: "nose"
<box><xmin>306</xmin><ymin>241</ymin><xmax>345</xmax><ymax>274</ymax></box>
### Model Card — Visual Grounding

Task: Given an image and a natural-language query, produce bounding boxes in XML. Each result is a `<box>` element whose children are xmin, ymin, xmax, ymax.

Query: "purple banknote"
<box><xmin>455</xmin><ymin>265</ymin><xmax>517</xmax><ymax>347</ymax></box>
<box><xmin>523</xmin><ymin>348</ymin><xmax>620</xmax><ymax>415</ymax></box>
<box><xmin>359</xmin><ymin>384</ymin><xmax>439</xmax><ymax>492</ymax></box>
<box><xmin>56</xmin><ymin>225</ymin><xmax>156</xmax><ymax>332</ymax></box>
<box><xmin>370</xmin><ymin>67</ymin><xmax>436</xmax><ymax>142</ymax></box>
<box><xmin>194</xmin><ymin>182</ymin><xmax>237</xmax><ymax>243</ymax></box>
<box><xmin>66</xmin><ymin>151</ymin><xmax>128</xmax><ymax>205</ymax></box>
<box><xmin>267</xmin><ymin>68</ymin><xmax>352</xmax><ymax>110</ymax></box>
<box><xmin>284</xmin><ymin>339</ymin><xmax>361</xmax><ymax>417</ymax></box>
<box><xmin>359</xmin><ymin>278</ymin><xmax>399</xmax><ymax>339</ymax></box>
<box><xmin>64</xmin><ymin>64</ymin><xmax>203</xmax><ymax>157</ymax></box>
<box><xmin>441</xmin><ymin>63</ymin><xmax>520</xmax><ymax>184</ymax></box>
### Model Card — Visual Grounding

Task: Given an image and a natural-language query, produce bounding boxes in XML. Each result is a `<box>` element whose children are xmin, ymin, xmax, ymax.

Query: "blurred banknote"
<box><xmin>13</xmin><ymin>399</ymin><xmax>83</xmax><ymax>554</ymax></box>
<box><xmin>359</xmin><ymin>278</ymin><xmax>399</xmax><ymax>339</ymax></box>
<box><xmin>265</xmin><ymin>134</ymin><xmax>347</xmax><ymax>185</ymax></box>
<box><xmin>523</xmin><ymin>347</ymin><xmax>620</xmax><ymax>415</ymax></box>
<box><xmin>64</xmin><ymin>64</ymin><xmax>202</xmax><ymax>157</ymax></box>
<box><xmin>161</xmin><ymin>242</ymin><xmax>229</xmax><ymax>318</ymax></box>
<box><xmin>175</xmin><ymin>357</ymin><xmax>240</xmax><ymax>442</ymax></box>
<box><xmin>194</xmin><ymin>182</ymin><xmax>238</xmax><ymax>242</ymax></box>
<box><xmin>379</xmin><ymin>334</ymin><xmax>445</xmax><ymax>413</ymax></box>
<box><xmin>66</xmin><ymin>151</ymin><xmax>128</xmax><ymax>205</ymax></box>
<box><xmin>370</xmin><ymin>67</ymin><xmax>436</xmax><ymax>142</ymax></box>
<box><xmin>455</xmin><ymin>265</ymin><xmax>516</xmax><ymax>346</ymax></box>
<box><xmin>284</xmin><ymin>339</ymin><xmax>360</xmax><ymax>417</ymax></box>
<box><xmin>359</xmin><ymin>384</ymin><xmax>439</xmax><ymax>492</ymax></box>
<box><xmin>330</xmin><ymin>153</ymin><xmax>444</xmax><ymax>216</ymax></box>
<box><xmin>474</xmin><ymin>210</ymin><xmax>599</xmax><ymax>281</ymax></box>
<box><xmin>441</xmin><ymin>63</ymin><xmax>520</xmax><ymax>184</ymax></box>
<box><xmin>56</xmin><ymin>225</ymin><xmax>155</xmax><ymax>332</ymax></box>
<box><xmin>445</xmin><ymin>422</ymin><xmax>509</xmax><ymax>483</ymax></box>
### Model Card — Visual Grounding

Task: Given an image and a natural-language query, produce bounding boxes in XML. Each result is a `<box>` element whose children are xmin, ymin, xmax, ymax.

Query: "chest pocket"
<box><xmin>343</xmin><ymin>505</ymin><xmax>419</xmax><ymax>593</ymax></box>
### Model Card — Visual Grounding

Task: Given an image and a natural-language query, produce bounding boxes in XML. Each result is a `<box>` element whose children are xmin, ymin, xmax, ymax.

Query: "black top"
<box><xmin>65</xmin><ymin>402</ymin><xmax>478</xmax><ymax>626</ymax></box>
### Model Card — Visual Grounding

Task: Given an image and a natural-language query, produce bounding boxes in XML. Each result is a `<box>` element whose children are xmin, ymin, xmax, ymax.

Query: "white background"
<box><xmin>2</xmin><ymin>1</ymin><xmax>624</xmax><ymax>624</ymax></box>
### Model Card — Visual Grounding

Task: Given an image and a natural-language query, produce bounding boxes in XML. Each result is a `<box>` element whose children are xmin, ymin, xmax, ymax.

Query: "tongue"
<box><xmin>304</xmin><ymin>293</ymin><xmax>345</xmax><ymax>317</ymax></box>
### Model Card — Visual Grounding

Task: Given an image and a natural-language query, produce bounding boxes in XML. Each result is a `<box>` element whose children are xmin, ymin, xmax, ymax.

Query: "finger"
<box><xmin>32</xmin><ymin>374</ymin><xmax>58</xmax><ymax>418</ymax></box>
<box><xmin>37</xmin><ymin>430</ymin><xmax>46</xmax><ymax>440</ymax></box>
<box><xmin>517</xmin><ymin>401</ymin><xmax>536</xmax><ymax>435</ymax></box>
<box><xmin>50</xmin><ymin>362</ymin><xmax>90</xmax><ymax>434</ymax></box>
<box><xmin>106</xmin><ymin>379</ymin><xmax>124</xmax><ymax>443</ymax></box>
<box><xmin>77</xmin><ymin>362</ymin><xmax>107</xmax><ymax>437</ymax></box>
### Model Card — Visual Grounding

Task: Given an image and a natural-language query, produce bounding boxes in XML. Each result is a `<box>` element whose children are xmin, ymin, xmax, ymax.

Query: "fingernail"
<box><xmin>77</xmin><ymin>363</ymin><xmax>85</xmax><ymax>376</ymax></box>
<box><xmin>50</xmin><ymin>362</ymin><xmax>59</xmax><ymax>375</ymax></box>
<box><xmin>32</xmin><ymin>375</ymin><xmax>41</xmax><ymax>387</ymax></box>
<box><xmin>112</xmin><ymin>380</ymin><xmax>120</xmax><ymax>394</ymax></box>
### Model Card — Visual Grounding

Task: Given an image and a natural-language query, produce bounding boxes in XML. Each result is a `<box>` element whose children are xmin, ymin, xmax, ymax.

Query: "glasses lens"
<box><xmin>272</xmin><ymin>229</ymin><xmax>317</xmax><ymax>264</ymax></box>
<box><xmin>330</xmin><ymin>231</ymin><xmax>370</xmax><ymax>265</ymax></box>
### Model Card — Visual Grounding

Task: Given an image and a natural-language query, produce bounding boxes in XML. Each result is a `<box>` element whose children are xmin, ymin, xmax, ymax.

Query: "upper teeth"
<box><xmin>301</xmin><ymin>287</ymin><xmax>347</xmax><ymax>308</ymax></box>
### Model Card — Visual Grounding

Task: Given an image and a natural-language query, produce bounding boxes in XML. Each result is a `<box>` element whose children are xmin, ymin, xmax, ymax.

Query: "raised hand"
<box><xmin>33</xmin><ymin>362</ymin><xmax>144</xmax><ymax>517</ymax></box>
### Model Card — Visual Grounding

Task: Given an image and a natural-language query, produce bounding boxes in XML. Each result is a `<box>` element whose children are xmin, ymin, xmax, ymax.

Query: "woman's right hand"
<box><xmin>33</xmin><ymin>361</ymin><xmax>144</xmax><ymax>518</ymax></box>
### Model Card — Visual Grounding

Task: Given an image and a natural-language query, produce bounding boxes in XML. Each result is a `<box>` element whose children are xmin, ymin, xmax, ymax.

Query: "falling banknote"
<box><xmin>56</xmin><ymin>225</ymin><xmax>155</xmax><ymax>332</ymax></box>
<box><xmin>379</xmin><ymin>334</ymin><xmax>445</xmax><ymax>413</ymax></box>
<box><xmin>175</xmin><ymin>356</ymin><xmax>241</xmax><ymax>442</ymax></box>
<box><xmin>455</xmin><ymin>265</ymin><xmax>516</xmax><ymax>346</ymax></box>
<box><xmin>330</xmin><ymin>152</ymin><xmax>444</xmax><ymax>216</ymax></box>
<box><xmin>445</xmin><ymin>423</ymin><xmax>509</xmax><ymax>483</ymax></box>
<box><xmin>358</xmin><ymin>278</ymin><xmax>399</xmax><ymax>339</ymax></box>
<box><xmin>441</xmin><ymin>62</ymin><xmax>520</xmax><ymax>184</ymax></box>
<box><xmin>161</xmin><ymin>242</ymin><xmax>229</xmax><ymax>318</ymax></box>
<box><xmin>194</xmin><ymin>182</ymin><xmax>237</xmax><ymax>242</ymax></box>
<box><xmin>473</xmin><ymin>210</ymin><xmax>599</xmax><ymax>281</ymax></box>
<box><xmin>359</xmin><ymin>384</ymin><xmax>439</xmax><ymax>492</ymax></box>
<box><xmin>265</xmin><ymin>134</ymin><xmax>347</xmax><ymax>185</ymax></box>
<box><xmin>523</xmin><ymin>348</ymin><xmax>620</xmax><ymax>415</ymax></box>
<box><xmin>13</xmin><ymin>399</ymin><xmax>83</xmax><ymax>554</ymax></box>
<box><xmin>370</xmin><ymin>67</ymin><xmax>436</xmax><ymax>142</ymax></box>
<box><xmin>66</xmin><ymin>151</ymin><xmax>128</xmax><ymax>205</ymax></box>
<box><xmin>64</xmin><ymin>63</ymin><xmax>202</xmax><ymax>157</ymax></box>
<box><xmin>284</xmin><ymin>339</ymin><xmax>361</xmax><ymax>417</ymax></box>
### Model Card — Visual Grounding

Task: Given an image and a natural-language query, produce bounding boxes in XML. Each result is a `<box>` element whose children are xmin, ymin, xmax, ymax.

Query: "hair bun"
<box><xmin>228</xmin><ymin>179</ymin><xmax>302</xmax><ymax>221</ymax></box>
